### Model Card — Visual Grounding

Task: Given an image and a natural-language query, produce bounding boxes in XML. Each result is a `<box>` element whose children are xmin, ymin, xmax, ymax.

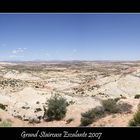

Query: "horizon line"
<box><xmin>1</xmin><ymin>59</ymin><xmax>140</xmax><ymax>62</ymax></box>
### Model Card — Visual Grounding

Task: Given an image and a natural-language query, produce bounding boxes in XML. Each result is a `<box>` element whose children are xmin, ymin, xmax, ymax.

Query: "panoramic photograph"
<box><xmin>0</xmin><ymin>13</ymin><xmax>140</xmax><ymax>127</ymax></box>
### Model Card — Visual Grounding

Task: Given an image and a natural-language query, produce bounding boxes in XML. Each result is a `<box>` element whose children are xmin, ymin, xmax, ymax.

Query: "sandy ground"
<box><xmin>0</xmin><ymin>98</ymin><xmax>139</xmax><ymax>127</ymax></box>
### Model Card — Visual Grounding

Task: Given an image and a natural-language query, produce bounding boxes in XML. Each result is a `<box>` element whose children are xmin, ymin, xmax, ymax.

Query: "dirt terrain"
<box><xmin>0</xmin><ymin>61</ymin><xmax>140</xmax><ymax>127</ymax></box>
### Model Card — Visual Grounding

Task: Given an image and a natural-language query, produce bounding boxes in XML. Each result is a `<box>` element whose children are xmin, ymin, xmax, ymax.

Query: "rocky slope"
<box><xmin>0</xmin><ymin>61</ymin><xmax>140</xmax><ymax>127</ymax></box>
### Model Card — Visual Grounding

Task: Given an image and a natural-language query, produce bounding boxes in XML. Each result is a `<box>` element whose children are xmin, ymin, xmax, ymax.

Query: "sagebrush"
<box><xmin>80</xmin><ymin>106</ymin><xmax>105</xmax><ymax>126</ymax></box>
<box><xmin>43</xmin><ymin>94</ymin><xmax>68</xmax><ymax>121</ymax></box>
<box><xmin>129</xmin><ymin>105</ymin><xmax>140</xmax><ymax>126</ymax></box>
<box><xmin>101</xmin><ymin>99</ymin><xmax>119</xmax><ymax>113</ymax></box>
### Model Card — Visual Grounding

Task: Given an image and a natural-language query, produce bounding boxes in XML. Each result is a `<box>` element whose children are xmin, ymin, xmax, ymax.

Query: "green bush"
<box><xmin>134</xmin><ymin>94</ymin><xmax>140</xmax><ymax>99</ymax></box>
<box><xmin>101</xmin><ymin>99</ymin><xmax>119</xmax><ymax>113</ymax></box>
<box><xmin>138</xmin><ymin>103</ymin><xmax>140</xmax><ymax>109</ymax></box>
<box><xmin>92</xmin><ymin>106</ymin><xmax>105</xmax><ymax>117</ymax></box>
<box><xmin>80</xmin><ymin>117</ymin><xmax>93</xmax><ymax>126</ymax></box>
<box><xmin>80</xmin><ymin>109</ymin><xmax>95</xmax><ymax>126</ymax></box>
<box><xmin>43</xmin><ymin>94</ymin><xmax>68</xmax><ymax>121</ymax></box>
<box><xmin>80</xmin><ymin>106</ymin><xmax>105</xmax><ymax>126</ymax></box>
<box><xmin>129</xmin><ymin>106</ymin><xmax>140</xmax><ymax>126</ymax></box>
<box><xmin>0</xmin><ymin>121</ymin><xmax>12</xmax><ymax>127</ymax></box>
<box><xmin>0</xmin><ymin>103</ymin><xmax>6</xmax><ymax>110</ymax></box>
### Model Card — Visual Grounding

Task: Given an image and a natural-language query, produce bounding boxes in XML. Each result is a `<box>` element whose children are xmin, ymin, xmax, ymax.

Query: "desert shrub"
<box><xmin>118</xmin><ymin>103</ymin><xmax>132</xmax><ymax>113</ymax></box>
<box><xmin>80</xmin><ymin>109</ymin><xmax>95</xmax><ymax>126</ymax></box>
<box><xmin>68</xmin><ymin>100</ymin><xmax>75</xmax><ymax>105</ymax></box>
<box><xmin>0</xmin><ymin>103</ymin><xmax>6</xmax><ymax>110</ymax></box>
<box><xmin>129</xmin><ymin>106</ymin><xmax>140</xmax><ymax>126</ymax></box>
<box><xmin>137</xmin><ymin>103</ymin><xmax>140</xmax><ymax>109</ymax></box>
<box><xmin>80</xmin><ymin>106</ymin><xmax>105</xmax><ymax>126</ymax></box>
<box><xmin>43</xmin><ymin>94</ymin><xmax>68</xmax><ymax>121</ymax></box>
<box><xmin>114</xmin><ymin>97</ymin><xmax>121</xmax><ymax>102</ymax></box>
<box><xmin>134</xmin><ymin>94</ymin><xmax>140</xmax><ymax>99</ymax></box>
<box><xmin>120</xmin><ymin>94</ymin><xmax>127</xmax><ymax>99</ymax></box>
<box><xmin>80</xmin><ymin>117</ymin><xmax>93</xmax><ymax>126</ymax></box>
<box><xmin>102</xmin><ymin>98</ymin><xmax>132</xmax><ymax>114</ymax></box>
<box><xmin>92</xmin><ymin>106</ymin><xmax>105</xmax><ymax>117</ymax></box>
<box><xmin>129</xmin><ymin>119</ymin><xmax>137</xmax><ymax>126</ymax></box>
<box><xmin>129</xmin><ymin>111</ymin><xmax>140</xmax><ymax>126</ymax></box>
<box><xmin>0</xmin><ymin>121</ymin><xmax>12</xmax><ymax>127</ymax></box>
<box><xmin>66</xmin><ymin>118</ymin><xmax>74</xmax><ymax>124</ymax></box>
<box><xmin>101</xmin><ymin>99</ymin><xmax>119</xmax><ymax>113</ymax></box>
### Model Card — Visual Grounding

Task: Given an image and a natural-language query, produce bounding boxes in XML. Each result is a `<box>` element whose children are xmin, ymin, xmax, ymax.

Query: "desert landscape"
<box><xmin>0</xmin><ymin>60</ymin><xmax>140</xmax><ymax>127</ymax></box>
<box><xmin>1</xmin><ymin>13</ymin><xmax>140</xmax><ymax>128</ymax></box>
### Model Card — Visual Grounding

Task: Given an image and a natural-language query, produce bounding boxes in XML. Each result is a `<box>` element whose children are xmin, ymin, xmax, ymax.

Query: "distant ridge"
<box><xmin>1</xmin><ymin>60</ymin><xmax>140</xmax><ymax>64</ymax></box>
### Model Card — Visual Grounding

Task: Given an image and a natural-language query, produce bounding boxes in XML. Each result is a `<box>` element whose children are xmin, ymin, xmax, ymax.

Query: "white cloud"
<box><xmin>10</xmin><ymin>48</ymin><xmax>27</xmax><ymax>59</ymax></box>
<box><xmin>11</xmin><ymin>48</ymin><xmax>25</xmax><ymax>54</ymax></box>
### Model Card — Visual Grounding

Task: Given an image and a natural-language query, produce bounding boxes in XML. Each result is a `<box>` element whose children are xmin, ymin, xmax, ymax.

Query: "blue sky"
<box><xmin>0</xmin><ymin>13</ymin><xmax>140</xmax><ymax>61</ymax></box>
